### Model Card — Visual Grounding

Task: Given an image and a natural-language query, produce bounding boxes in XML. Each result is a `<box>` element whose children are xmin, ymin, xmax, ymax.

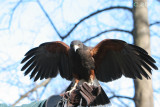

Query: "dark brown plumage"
<box><xmin>21</xmin><ymin>39</ymin><xmax>158</xmax><ymax>106</ymax></box>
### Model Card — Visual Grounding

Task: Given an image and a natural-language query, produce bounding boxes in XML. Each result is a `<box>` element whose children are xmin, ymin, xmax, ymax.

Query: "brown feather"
<box><xmin>91</xmin><ymin>39</ymin><xmax>157</xmax><ymax>82</ymax></box>
<box><xmin>21</xmin><ymin>41</ymin><xmax>72</xmax><ymax>81</ymax></box>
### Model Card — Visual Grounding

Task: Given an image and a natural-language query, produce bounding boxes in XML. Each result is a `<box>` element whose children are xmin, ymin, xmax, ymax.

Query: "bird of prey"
<box><xmin>21</xmin><ymin>39</ymin><xmax>158</xmax><ymax>106</ymax></box>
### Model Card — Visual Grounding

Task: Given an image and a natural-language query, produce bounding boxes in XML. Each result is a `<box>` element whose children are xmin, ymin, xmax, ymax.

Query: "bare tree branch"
<box><xmin>12</xmin><ymin>79</ymin><xmax>51</xmax><ymax>106</ymax></box>
<box><xmin>83</xmin><ymin>28</ymin><xmax>132</xmax><ymax>43</ymax></box>
<box><xmin>150</xmin><ymin>21</ymin><xmax>160</xmax><ymax>27</ymax></box>
<box><xmin>35</xmin><ymin>4</ymin><xmax>132</xmax><ymax>40</ymax></box>
<box><xmin>62</xmin><ymin>6</ymin><xmax>132</xmax><ymax>40</ymax></box>
<box><xmin>0</xmin><ymin>0</ymin><xmax>22</xmax><ymax>31</ymax></box>
<box><xmin>117</xmin><ymin>98</ymin><xmax>130</xmax><ymax>107</ymax></box>
<box><xmin>37</xmin><ymin>0</ymin><xmax>62</xmax><ymax>38</ymax></box>
<box><xmin>39</xmin><ymin>81</ymin><xmax>50</xmax><ymax>99</ymax></box>
<box><xmin>1</xmin><ymin>2</ymin><xmax>132</xmax><ymax>41</ymax></box>
<box><xmin>109</xmin><ymin>95</ymin><xmax>134</xmax><ymax>101</ymax></box>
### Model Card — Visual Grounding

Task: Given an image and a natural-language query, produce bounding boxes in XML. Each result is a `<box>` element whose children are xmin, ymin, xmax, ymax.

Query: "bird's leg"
<box><xmin>67</xmin><ymin>79</ymin><xmax>79</xmax><ymax>94</ymax></box>
<box><xmin>71</xmin><ymin>79</ymin><xmax>79</xmax><ymax>92</ymax></box>
<box><xmin>90</xmin><ymin>70</ymin><xmax>95</xmax><ymax>85</ymax></box>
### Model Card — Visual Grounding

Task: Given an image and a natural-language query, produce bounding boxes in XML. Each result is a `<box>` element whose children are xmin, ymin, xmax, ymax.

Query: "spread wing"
<box><xmin>91</xmin><ymin>39</ymin><xmax>158</xmax><ymax>82</ymax></box>
<box><xmin>21</xmin><ymin>41</ymin><xmax>72</xmax><ymax>81</ymax></box>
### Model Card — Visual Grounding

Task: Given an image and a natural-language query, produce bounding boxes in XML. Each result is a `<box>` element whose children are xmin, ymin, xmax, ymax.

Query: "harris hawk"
<box><xmin>21</xmin><ymin>39</ymin><xmax>158</xmax><ymax>106</ymax></box>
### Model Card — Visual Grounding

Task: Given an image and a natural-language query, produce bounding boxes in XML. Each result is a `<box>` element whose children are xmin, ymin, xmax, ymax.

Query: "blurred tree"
<box><xmin>133</xmin><ymin>0</ymin><xmax>154</xmax><ymax>107</ymax></box>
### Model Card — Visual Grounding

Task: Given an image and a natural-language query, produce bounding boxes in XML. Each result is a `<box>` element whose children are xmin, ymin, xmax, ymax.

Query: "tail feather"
<box><xmin>90</xmin><ymin>87</ymin><xmax>110</xmax><ymax>106</ymax></box>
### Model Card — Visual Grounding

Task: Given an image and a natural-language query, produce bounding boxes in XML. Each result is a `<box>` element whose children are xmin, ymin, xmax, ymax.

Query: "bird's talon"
<box><xmin>67</xmin><ymin>85</ymin><xmax>77</xmax><ymax>95</ymax></box>
<box><xmin>91</xmin><ymin>82</ymin><xmax>94</xmax><ymax>85</ymax></box>
<box><xmin>90</xmin><ymin>79</ymin><xmax>94</xmax><ymax>85</ymax></box>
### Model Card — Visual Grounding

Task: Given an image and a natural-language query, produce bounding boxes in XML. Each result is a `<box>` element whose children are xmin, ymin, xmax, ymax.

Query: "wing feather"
<box><xmin>21</xmin><ymin>56</ymin><xmax>36</xmax><ymax>71</ymax></box>
<box><xmin>91</xmin><ymin>39</ymin><xmax>158</xmax><ymax>82</ymax></box>
<box><xmin>21</xmin><ymin>41</ymin><xmax>72</xmax><ymax>81</ymax></box>
<box><xmin>30</xmin><ymin>65</ymin><xmax>39</xmax><ymax>79</ymax></box>
<box><xmin>24</xmin><ymin>61</ymin><xmax>36</xmax><ymax>76</ymax></box>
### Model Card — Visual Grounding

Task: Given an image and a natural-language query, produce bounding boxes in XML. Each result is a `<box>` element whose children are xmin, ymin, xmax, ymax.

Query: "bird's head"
<box><xmin>70</xmin><ymin>40</ymin><xmax>84</xmax><ymax>52</ymax></box>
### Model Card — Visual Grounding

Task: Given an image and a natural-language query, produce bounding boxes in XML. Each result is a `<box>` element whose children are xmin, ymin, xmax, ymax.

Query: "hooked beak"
<box><xmin>73</xmin><ymin>45</ymin><xmax>79</xmax><ymax>52</ymax></box>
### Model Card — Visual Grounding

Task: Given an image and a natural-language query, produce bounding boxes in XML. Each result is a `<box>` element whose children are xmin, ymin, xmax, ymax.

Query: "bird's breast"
<box><xmin>70</xmin><ymin>50</ymin><xmax>95</xmax><ymax>81</ymax></box>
